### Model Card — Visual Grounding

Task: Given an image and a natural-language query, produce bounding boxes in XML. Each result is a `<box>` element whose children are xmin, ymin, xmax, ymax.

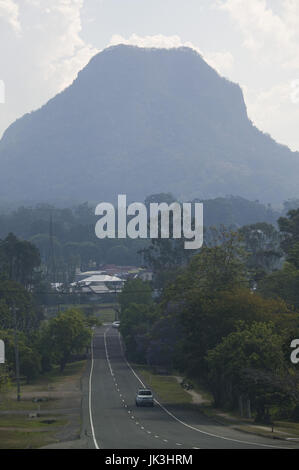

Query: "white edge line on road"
<box><xmin>117</xmin><ymin>332</ymin><xmax>289</xmax><ymax>450</ymax></box>
<box><xmin>89</xmin><ymin>333</ymin><xmax>100</xmax><ymax>450</ymax></box>
<box><xmin>104</xmin><ymin>327</ymin><xmax>114</xmax><ymax>377</ymax></box>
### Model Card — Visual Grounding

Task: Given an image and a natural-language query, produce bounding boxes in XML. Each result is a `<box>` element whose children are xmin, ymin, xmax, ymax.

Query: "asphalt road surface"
<box><xmin>87</xmin><ymin>325</ymin><xmax>299</xmax><ymax>449</ymax></box>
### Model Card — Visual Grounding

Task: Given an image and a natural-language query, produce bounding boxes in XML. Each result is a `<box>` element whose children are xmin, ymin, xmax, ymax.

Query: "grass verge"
<box><xmin>0</xmin><ymin>361</ymin><xmax>86</xmax><ymax>448</ymax></box>
<box><xmin>0</xmin><ymin>429</ymin><xmax>58</xmax><ymax>449</ymax></box>
<box><xmin>129</xmin><ymin>364</ymin><xmax>299</xmax><ymax>441</ymax></box>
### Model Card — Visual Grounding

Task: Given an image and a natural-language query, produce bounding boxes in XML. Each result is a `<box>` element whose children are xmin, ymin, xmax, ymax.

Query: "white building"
<box><xmin>71</xmin><ymin>273</ymin><xmax>125</xmax><ymax>295</ymax></box>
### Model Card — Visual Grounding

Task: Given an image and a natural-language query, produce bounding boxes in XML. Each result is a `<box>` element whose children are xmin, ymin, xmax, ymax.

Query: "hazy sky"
<box><xmin>0</xmin><ymin>0</ymin><xmax>298</xmax><ymax>150</ymax></box>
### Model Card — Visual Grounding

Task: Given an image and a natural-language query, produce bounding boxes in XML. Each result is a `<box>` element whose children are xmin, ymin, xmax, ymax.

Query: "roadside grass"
<box><xmin>191</xmin><ymin>397</ymin><xmax>299</xmax><ymax>439</ymax></box>
<box><xmin>128</xmin><ymin>364</ymin><xmax>299</xmax><ymax>440</ymax></box>
<box><xmin>94</xmin><ymin>307</ymin><xmax>117</xmax><ymax>323</ymax></box>
<box><xmin>0</xmin><ymin>361</ymin><xmax>86</xmax><ymax>448</ymax></box>
<box><xmin>276</xmin><ymin>421</ymin><xmax>299</xmax><ymax>433</ymax></box>
<box><xmin>235</xmin><ymin>421</ymin><xmax>299</xmax><ymax>439</ymax></box>
<box><xmin>273</xmin><ymin>421</ymin><xmax>299</xmax><ymax>436</ymax></box>
<box><xmin>0</xmin><ymin>414</ymin><xmax>67</xmax><ymax>429</ymax></box>
<box><xmin>0</xmin><ymin>398</ymin><xmax>46</xmax><ymax>412</ymax></box>
<box><xmin>200</xmin><ymin>401</ymin><xmax>299</xmax><ymax>436</ymax></box>
<box><xmin>190</xmin><ymin>379</ymin><xmax>213</xmax><ymax>403</ymax></box>
<box><xmin>0</xmin><ymin>361</ymin><xmax>86</xmax><ymax>410</ymax></box>
<box><xmin>71</xmin><ymin>302</ymin><xmax>118</xmax><ymax>323</ymax></box>
<box><xmin>2</xmin><ymin>360</ymin><xmax>87</xmax><ymax>398</ymax></box>
<box><xmin>0</xmin><ymin>411</ymin><xmax>69</xmax><ymax>449</ymax></box>
<box><xmin>0</xmin><ymin>429</ymin><xmax>58</xmax><ymax>449</ymax></box>
<box><xmin>45</xmin><ymin>302</ymin><xmax>118</xmax><ymax>324</ymax></box>
<box><xmin>33</xmin><ymin>360</ymin><xmax>86</xmax><ymax>384</ymax></box>
<box><xmin>131</xmin><ymin>364</ymin><xmax>215</xmax><ymax>412</ymax></box>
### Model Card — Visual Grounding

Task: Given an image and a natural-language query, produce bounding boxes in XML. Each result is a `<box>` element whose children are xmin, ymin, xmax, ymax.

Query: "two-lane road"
<box><xmin>87</xmin><ymin>325</ymin><xmax>299</xmax><ymax>449</ymax></box>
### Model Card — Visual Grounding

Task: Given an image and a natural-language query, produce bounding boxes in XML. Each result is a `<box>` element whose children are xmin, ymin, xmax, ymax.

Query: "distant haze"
<box><xmin>0</xmin><ymin>45</ymin><xmax>298</xmax><ymax>206</ymax></box>
<box><xmin>0</xmin><ymin>1</ymin><xmax>298</xmax><ymax>153</ymax></box>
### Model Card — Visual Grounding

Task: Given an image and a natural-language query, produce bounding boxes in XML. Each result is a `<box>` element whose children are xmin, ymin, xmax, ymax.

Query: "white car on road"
<box><xmin>135</xmin><ymin>389</ymin><xmax>154</xmax><ymax>407</ymax></box>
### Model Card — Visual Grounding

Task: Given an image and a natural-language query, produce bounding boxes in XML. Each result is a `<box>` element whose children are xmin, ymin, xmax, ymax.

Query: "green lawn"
<box><xmin>26</xmin><ymin>360</ymin><xmax>86</xmax><ymax>389</ymax></box>
<box><xmin>94</xmin><ymin>307</ymin><xmax>117</xmax><ymax>323</ymax></box>
<box><xmin>0</xmin><ymin>414</ymin><xmax>67</xmax><ymax>429</ymax></box>
<box><xmin>0</xmin><ymin>429</ymin><xmax>58</xmax><ymax>449</ymax></box>
<box><xmin>0</xmin><ymin>413</ymin><xmax>69</xmax><ymax>449</ymax></box>
<box><xmin>235</xmin><ymin>421</ymin><xmax>299</xmax><ymax>439</ymax></box>
<box><xmin>0</xmin><ymin>361</ymin><xmax>85</xmax><ymax>448</ymax></box>
<box><xmin>45</xmin><ymin>302</ymin><xmax>119</xmax><ymax>323</ymax></box>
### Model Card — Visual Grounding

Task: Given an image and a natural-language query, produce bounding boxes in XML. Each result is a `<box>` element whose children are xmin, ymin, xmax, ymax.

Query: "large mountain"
<box><xmin>0</xmin><ymin>44</ymin><xmax>298</xmax><ymax>205</ymax></box>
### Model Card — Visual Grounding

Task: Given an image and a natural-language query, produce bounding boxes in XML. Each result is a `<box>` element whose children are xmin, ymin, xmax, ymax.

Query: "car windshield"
<box><xmin>138</xmin><ymin>390</ymin><xmax>152</xmax><ymax>396</ymax></box>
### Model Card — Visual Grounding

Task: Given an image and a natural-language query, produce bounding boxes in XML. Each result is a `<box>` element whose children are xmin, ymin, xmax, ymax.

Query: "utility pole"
<box><xmin>12</xmin><ymin>304</ymin><xmax>21</xmax><ymax>401</ymax></box>
<box><xmin>49</xmin><ymin>213</ymin><xmax>56</xmax><ymax>283</ymax></box>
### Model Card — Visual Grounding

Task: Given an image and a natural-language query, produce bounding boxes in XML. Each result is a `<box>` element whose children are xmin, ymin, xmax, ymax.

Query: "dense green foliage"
<box><xmin>0</xmin><ymin>234</ymin><xmax>93</xmax><ymax>385</ymax></box>
<box><xmin>0</xmin><ymin>203</ymin><xmax>147</xmax><ymax>282</ymax></box>
<box><xmin>206</xmin><ymin>322</ymin><xmax>297</xmax><ymax>422</ymax></box>
<box><xmin>39</xmin><ymin>308</ymin><xmax>92</xmax><ymax>372</ymax></box>
<box><xmin>120</xmin><ymin>217</ymin><xmax>299</xmax><ymax>423</ymax></box>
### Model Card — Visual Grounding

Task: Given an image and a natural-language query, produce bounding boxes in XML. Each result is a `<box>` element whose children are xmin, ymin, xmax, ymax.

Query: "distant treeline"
<box><xmin>0</xmin><ymin>194</ymin><xmax>298</xmax><ymax>282</ymax></box>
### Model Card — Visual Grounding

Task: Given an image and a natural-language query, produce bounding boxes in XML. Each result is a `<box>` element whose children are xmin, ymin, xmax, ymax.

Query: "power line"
<box><xmin>0</xmin><ymin>280</ymin><xmax>252</xmax><ymax>296</ymax></box>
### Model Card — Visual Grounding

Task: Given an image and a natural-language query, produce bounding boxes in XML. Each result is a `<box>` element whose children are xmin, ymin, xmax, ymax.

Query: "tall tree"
<box><xmin>118</xmin><ymin>278</ymin><xmax>152</xmax><ymax>313</ymax></box>
<box><xmin>46</xmin><ymin>308</ymin><xmax>92</xmax><ymax>372</ymax></box>
<box><xmin>0</xmin><ymin>233</ymin><xmax>41</xmax><ymax>287</ymax></box>
<box><xmin>206</xmin><ymin>321</ymin><xmax>294</xmax><ymax>421</ymax></box>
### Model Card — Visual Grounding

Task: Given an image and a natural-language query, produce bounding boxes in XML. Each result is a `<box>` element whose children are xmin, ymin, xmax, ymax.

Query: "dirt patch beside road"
<box><xmin>173</xmin><ymin>376</ymin><xmax>210</xmax><ymax>404</ymax></box>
